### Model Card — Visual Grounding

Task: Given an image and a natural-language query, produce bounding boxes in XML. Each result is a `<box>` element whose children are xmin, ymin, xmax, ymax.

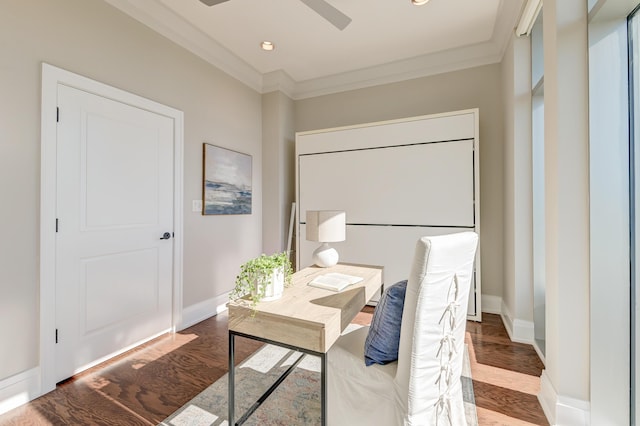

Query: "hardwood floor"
<box><xmin>466</xmin><ymin>314</ymin><xmax>548</xmax><ymax>425</ymax></box>
<box><xmin>0</xmin><ymin>311</ymin><xmax>548</xmax><ymax>425</ymax></box>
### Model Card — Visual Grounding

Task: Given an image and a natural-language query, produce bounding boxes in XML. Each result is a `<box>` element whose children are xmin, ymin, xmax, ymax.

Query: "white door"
<box><xmin>55</xmin><ymin>84</ymin><xmax>174</xmax><ymax>382</ymax></box>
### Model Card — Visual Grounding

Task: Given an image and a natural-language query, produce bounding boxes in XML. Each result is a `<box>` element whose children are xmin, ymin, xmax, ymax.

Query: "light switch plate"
<box><xmin>192</xmin><ymin>199</ymin><xmax>203</xmax><ymax>212</ymax></box>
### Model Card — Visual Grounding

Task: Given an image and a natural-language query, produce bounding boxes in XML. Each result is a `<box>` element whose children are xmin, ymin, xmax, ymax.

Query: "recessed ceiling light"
<box><xmin>411</xmin><ymin>0</ymin><xmax>429</xmax><ymax>5</ymax></box>
<box><xmin>260</xmin><ymin>41</ymin><xmax>275</xmax><ymax>51</ymax></box>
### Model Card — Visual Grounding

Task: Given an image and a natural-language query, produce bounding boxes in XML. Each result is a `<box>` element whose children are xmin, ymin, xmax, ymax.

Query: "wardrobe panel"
<box><xmin>299</xmin><ymin>224</ymin><xmax>476</xmax><ymax>316</ymax></box>
<box><xmin>298</xmin><ymin>140</ymin><xmax>474</xmax><ymax>227</ymax></box>
<box><xmin>295</xmin><ymin>109</ymin><xmax>481</xmax><ymax>320</ymax></box>
<box><xmin>296</xmin><ymin>112</ymin><xmax>475</xmax><ymax>155</ymax></box>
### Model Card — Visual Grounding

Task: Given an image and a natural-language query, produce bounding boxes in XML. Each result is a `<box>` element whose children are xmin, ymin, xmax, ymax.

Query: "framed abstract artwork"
<box><xmin>202</xmin><ymin>143</ymin><xmax>252</xmax><ymax>215</ymax></box>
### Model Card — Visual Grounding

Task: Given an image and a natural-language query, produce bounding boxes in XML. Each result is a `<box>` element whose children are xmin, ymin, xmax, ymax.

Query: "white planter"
<box><xmin>258</xmin><ymin>267</ymin><xmax>284</xmax><ymax>301</ymax></box>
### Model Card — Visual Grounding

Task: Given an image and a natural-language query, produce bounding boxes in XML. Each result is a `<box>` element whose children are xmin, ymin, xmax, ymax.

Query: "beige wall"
<box><xmin>502</xmin><ymin>36</ymin><xmax>517</xmax><ymax>321</ymax></box>
<box><xmin>0</xmin><ymin>0</ymin><xmax>507</xmax><ymax>401</ymax></box>
<box><xmin>295</xmin><ymin>64</ymin><xmax>505</xmax><ymax>299</ymax></box>
<box><xmin>0</xmin><ymin>0</ymin><xmax>263</xmax><ymax>381</ymax></box>
<box><xmin>262</xmin><ymin>92</ymin><xmax>296</xmax><ymax>256</ymax></box>
<box><xmin>501</xmin><ymin>34</ymin><xmax>534</xmax><ymax>337</ymax></box>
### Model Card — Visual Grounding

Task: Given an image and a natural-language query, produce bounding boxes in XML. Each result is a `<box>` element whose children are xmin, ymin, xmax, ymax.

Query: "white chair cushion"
<box><xmin>327</xmin><ymin>325</ymin><xmax>401</xmax><ymax>425</ymax></box>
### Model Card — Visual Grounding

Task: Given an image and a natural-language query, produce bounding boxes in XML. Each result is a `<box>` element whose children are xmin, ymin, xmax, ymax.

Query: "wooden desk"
<box><xmin>228</xmin><ymin>263</ymin><xmax>383</xmax><ymax>426</ymax></box>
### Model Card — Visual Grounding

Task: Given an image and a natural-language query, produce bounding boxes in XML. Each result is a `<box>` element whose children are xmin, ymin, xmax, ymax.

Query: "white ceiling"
<box><xmin>103</xmin><ymin>0</ymin><xmax>525</xmax><ymax>99</ymax></box>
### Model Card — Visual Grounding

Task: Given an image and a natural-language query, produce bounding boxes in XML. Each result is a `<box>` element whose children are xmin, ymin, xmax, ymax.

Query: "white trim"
<box><xmin>499</xmin><ymin>301</ymin><xmax>515</xmax><ymax>339</ymax></box>
<box><xmin>179</xmin><ymin>293</ymin><xmax>230</xmax><ymax>331</ymax></box>
<box><xmin>101</xmin><ymin>0</ymin><xmax>522</xmax><ymax>100</ymax></box>
<box><xmin>0</xmin><ymin>368</ymin><xmax>40</xmax><ymax>416</ymax></box>
<box><xmin>532</xmin><ymin>340</ymin><xmax>546</xmax><ymax>365</ymax></box>
<box><xmin>172</xmin><ymin>102</ymin><xmax>185</xmax><ymax>333</ymax></box>
<box><xmin>556</xmin><ymin>396</ymin><xmax>591</xmax><ymax>426</ymax></box>
<box><xmin>291</xmin><ymin>45</ymin><xmax>502</xmax><ymax>100</ymax></box>
<box><xmin>39</xmin><ymin>64</ymin><xmax>59</xmax><ymax>397</ymax></box>
<box><xmin>101</xmin><ymin>0</ymin><xmax>262</xmax><ymax>93</ymax></box>
<box><xmin>481</xmin><ymin>294</ymin><xmax>502</xmax><ymax>314</ymax></box>
<box><xmin>539</xmin><ymin>370</ymin><xmax>591</xmax><ymax>426</ymax></box>
<box><xmin>262</xmin><ymin>70</ymin><xmax>296</xmax><ymax>97</ymax></box>
<box><xmin>500</xmin><ymin>300</ymin><xmax>534</xmax><ymax>344</ymax></box>
<box><xmin>295</xmin><ymin>108</ymin><xmax>479</xmax><ymax>139</ymax></box>
<box><xmin>538</xmin><ymin>370</ymin><xmax>557</xmax><ymax>424</ymax></box>
<box><xmin>39</xmin><ymin>63</ymin><xmax>184</xmax><ymax>394</ymax></box>
<box><xmin>516</xmin><ymin>0</ymin><xmax>543</xmax><ymax>37</ymax></box>
<box><xmin>472</xmin><ymin>111</ymin><xmax>482</xmax><ymax>322</ymax></box>
<box><xmin>511</xmin><ymin>318</ymin><xmax>534</xmax><ymax>344</ymax></box>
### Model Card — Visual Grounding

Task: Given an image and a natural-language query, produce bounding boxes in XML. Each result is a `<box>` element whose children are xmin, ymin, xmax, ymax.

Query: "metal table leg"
<box><xmin>228</xmin><ymin>332</ymin><xmax>235</xmax><ymax>425</ymax></box>
<box><xmin>321</xmin><ymin>352</ymin><xmax>327</xmax><ymax>426</ymax></box>
<box><xmin>227</xmin><ymin>331</ymin><xmax>326</xmax><ymax>425</ymax></box>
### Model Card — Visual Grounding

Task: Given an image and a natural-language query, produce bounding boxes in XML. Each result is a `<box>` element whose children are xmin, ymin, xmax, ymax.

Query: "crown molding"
<box><xmin>290</xmin><ymin>0</ymin><xmax>522</xmax><ymax>99</ymax></box>
<box><xmin>103</xmin><ymin>0</ymin><xmax>522</xmax><ymax>100</ymax></box>
<box><xmin>515</xmin><ymin>0</ymin><xmax>542</xmax><ymax>37</ymax></box>
<box><xmin>290</xmin><ymin>41</ymin><xmax>503</xmax><ymax>99</ymax></box>
<box><xmin>262</xmin><ymin>70</ymin><xmax>297</xmax><ymax>98</ymax></box>
<box><xmin>495</xmin><ymin>0</ymin><xmax>525</xmax><ymax>53</ymax></box>
<box><xmin>102</xmin><ymin>0</ymin><xmax>263</xmax><ymax>92</ymax></box>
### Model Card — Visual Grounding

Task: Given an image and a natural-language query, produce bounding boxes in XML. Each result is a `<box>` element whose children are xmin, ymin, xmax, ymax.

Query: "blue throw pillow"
<box><xmin>364</xmin><ymin>280</ymin><xmax>408</xmax><ymax>366</ymax></box>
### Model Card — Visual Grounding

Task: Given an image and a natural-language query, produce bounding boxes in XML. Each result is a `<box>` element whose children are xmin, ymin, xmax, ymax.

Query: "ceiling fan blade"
<box><xmin>199</xmin><ymin>0</ymin><xmax>230</xmax><ymax>6</ymax></box>
<box><xmin>299</xmin><ymin>0</ymin><xmax>352</xmax><ymax>30</ymax></box>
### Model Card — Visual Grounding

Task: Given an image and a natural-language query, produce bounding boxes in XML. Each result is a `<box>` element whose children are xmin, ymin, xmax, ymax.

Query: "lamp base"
<box><xmin>312</xmin><ymin>242</ymin><xmax>339</xmax><ymax>268</ymax></box>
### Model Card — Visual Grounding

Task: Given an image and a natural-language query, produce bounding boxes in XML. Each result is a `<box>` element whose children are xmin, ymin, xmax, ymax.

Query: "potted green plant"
<box><xmin>230</xmin><ymin>251</ymin><xmax>293</xmax><ymax>310</ymax></box>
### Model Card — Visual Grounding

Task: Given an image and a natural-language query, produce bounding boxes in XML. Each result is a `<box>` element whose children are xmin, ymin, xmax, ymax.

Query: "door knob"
<box><xmin>160</xmin><ymin>232</ymin><xmax>172</xmax><ymax>240</ymax></box>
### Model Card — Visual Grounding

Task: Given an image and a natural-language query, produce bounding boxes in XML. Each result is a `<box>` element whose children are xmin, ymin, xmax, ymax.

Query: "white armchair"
<box><xmin>327</xmin><ymin>232</ymin><xmax>478</xmax><ymax>425</ymax></box>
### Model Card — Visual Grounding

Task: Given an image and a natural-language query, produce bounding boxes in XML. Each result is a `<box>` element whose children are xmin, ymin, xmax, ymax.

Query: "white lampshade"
<box><xmin>306</xmin><ymin>210</ymin><xmax>346</xmax><ymax>268</ymax></box>
<box><xmin>306</xmin><ymin>210</ymin><xmax>346</xmax><ymax>242</ymax></box>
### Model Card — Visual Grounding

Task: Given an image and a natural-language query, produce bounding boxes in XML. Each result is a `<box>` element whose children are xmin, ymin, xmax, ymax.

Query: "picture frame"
<box><xmin>202</xmin><ymin>143</ymin><xmax>252</xmax><ymax>215</ymax></box>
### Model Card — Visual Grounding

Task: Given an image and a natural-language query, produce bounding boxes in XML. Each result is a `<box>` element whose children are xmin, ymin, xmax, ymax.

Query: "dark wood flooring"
<box><xmin>0</xmin><ymin>312</ymin><xmax>548</xmax><ymax>425</ymax></box>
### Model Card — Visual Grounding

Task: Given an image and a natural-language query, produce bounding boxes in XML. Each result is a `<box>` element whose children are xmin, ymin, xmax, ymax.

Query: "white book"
<box><xmin>308</xmin><ymin>272</ymin><xmax>364</xmax><ymax>292</ymax></box>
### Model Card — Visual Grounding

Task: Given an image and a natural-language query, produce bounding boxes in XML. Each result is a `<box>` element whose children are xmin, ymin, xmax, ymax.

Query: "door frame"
<box><xmin>39</xmin><ymin>63</ymin><xmax>184</xmax><ymax>393</ymax></box>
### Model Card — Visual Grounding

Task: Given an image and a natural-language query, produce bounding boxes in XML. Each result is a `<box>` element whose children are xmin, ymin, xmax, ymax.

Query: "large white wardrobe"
<box><xmin>295</xmin><ymin>109</ymin><xmax>481</xmax><ymax>320</ymax></box>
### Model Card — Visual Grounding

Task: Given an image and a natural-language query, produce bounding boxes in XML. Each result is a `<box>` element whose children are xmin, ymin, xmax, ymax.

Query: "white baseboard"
<box><xmin>532</xmin><ymin>340</ymin><xmax>546</xmax><ymax>365</ymax></box>
<box><xmin>539</xmin><ymin>370</ymin><xmax>556</xmax><ymax>424</ymax></box>
<box><xmin>179</xmin><ymin>293</ymin><xmax>230</xmax><ymax>331</ymax></box>
<box><xmin>500</xmin><ymin>300</ymin><xmax>534</xmax><ymax>344</ymax></box>
<box><xmin>481</xmin><ymin>294</ymin><xmax>502</xmax><ymax>314</ymax></box>
<box><xmin>0</xmin><ymin>367</ymin><xmax>41</xmax><ymax>416</ymax></box>
<box><xmin>0</xmin><ymin>294</ymin><xmax>231</xmax><ymax>416</ymax></box>
<box><xmin>511</xmin><ymin>318</ymin><xmax>534</xmax><ymax>343</ymax></box>
<box><xmin>539</xmin><ymin>369</ymin><xmax>590</xmax><ymax>426</ymax></box>
<box><xmin>556</xmin><ymin>397</ymin><xmax>590</xmax><ymax>426</ymax></box>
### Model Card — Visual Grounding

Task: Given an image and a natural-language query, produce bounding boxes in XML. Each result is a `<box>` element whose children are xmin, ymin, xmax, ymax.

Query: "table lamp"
<box><xmin>306</xmin><ymin>210</ymin><xmax>346</xmax><ymax>267</ymax></box>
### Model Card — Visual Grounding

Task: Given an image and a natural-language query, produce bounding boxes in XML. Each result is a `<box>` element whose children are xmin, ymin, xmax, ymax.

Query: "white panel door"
<box><xmin>55</xmin><ymin>84</ymin><xmax>174</xmax><ymax>382</ymax></box>
<box><xmin>298</xmin><ymin>140</ymin><xmax>475</xmax><ymax>227</ymax></box>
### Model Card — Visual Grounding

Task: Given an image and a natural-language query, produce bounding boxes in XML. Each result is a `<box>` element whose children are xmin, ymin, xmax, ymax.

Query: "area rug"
<box><xmin>160</xmin><ymin>342</ymin><xmax>478</xmax><ymax>426</ymax></box>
